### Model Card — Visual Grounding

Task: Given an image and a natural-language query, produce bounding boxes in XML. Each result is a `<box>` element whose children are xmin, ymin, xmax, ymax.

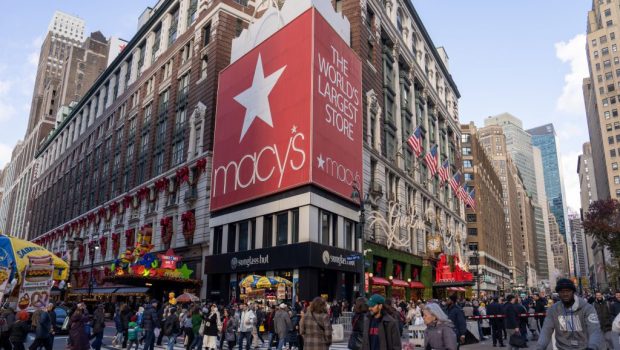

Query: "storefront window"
<box><xmin>320</xmin><ymin>211</ymin><xmax>330</xmax><ymax>244</ymax></box>
<box><xmin>345</xmin><ymin>219</ymin><xmax>355</xmax><ymax>250</ymax></box>
<box><xmin>277</xmin><ymin>212</ymin><xmax>288</xmax><ymax>246</ymax></box>
<box><xmin>291</xmin><ymin>209</ymin><xmax>299</xmax><ymax>243</ymax></box>
<box><xmin>213</xmin><ymin>226</ymin><xmax>223</xmax><ymax>254</ymax></box>
<box><xmin>263</xmin><ymin>215</ymin><xmax>273</xmax><ymax>248</ymax></box>
<box><xmin>227</xmin><ymin>224</ymin><xmax>236</xmax><ymax>253</ymax></box>
<box><xmin>238</xmin><ymin>221</ymin><xmax>249</xmax><ymax>251</ymax></box>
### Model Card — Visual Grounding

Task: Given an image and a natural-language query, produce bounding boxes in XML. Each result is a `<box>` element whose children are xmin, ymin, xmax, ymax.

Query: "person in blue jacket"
<box><xmin>445</xmin><ymin>294</ymin><xmax>466</xmax><ymax>348</ymax></box>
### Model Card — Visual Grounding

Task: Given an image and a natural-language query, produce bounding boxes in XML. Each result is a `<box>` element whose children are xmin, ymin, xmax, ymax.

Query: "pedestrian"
<box><xmin>593</xmin><ymin>291</ymin><xmax>615</xmax><ymax>350</ymax></box>
<box><xmin>238</xmin><ymin>303</ymin><xmax>256</xmax><ymax>350</ymax></box>
<box><xmin>361</xmin><ymin>294</ymin><xmax>401</xmax><ymax>350</ymax></box>
<box><xmin>127</xmin><ymin>316</ymin><xmax>142</xmax><ymax>350</ymax></box>
<box><xmin>202</xmin><ymin>304</ymin><xmax>220</xmax><ymax>350</ymax></box>
<box><xmin>29</xmin><ymin>306</ymin><xmax>51</xmax><ymax>350</ymax></box>
<box><xmin>255</xmin><ymin>302</ymin><xmax>266</xmax><ymax>345</ymax></box>
<box><xmin>445</xmin><ymin>294</ymin><xmax>467</xmax><ymax>347</ymax></box>
<box><xmin>142</xmin><ymin>299</ymin><xmax>159</xmax><ymax>350</ymax></box>
<box><xmin>533</xmin><ymin>293</ymin><xmax>547</xmax><ymax>331</ymax></box>
<box><xmin>221</xmin><ymin>309</ymin><xmax>238</xmax><ymax>350</ymax></box>
<box><xmin>0</xmin><ymin>307</ymin><xmax>15</xmax><ymax>350</ymax></box>
<box><xmin>121</xmin><ymin>304</ymin><xmax>133</xmax><ymax>349</ymax></box>
<box><xmin>536</xmin><ymin>278</ymin><xmax>603</xmax><ymax>350</ymax></box>
<box><xmin>422</xmin><ymin>303</ymin><xmax>457</xmax><ymax>350</ymax></box>
<box><xmin>330</xmin><ymin>301</ymin><xmax>341</xmax><ymax>324</ymax></box>
<box><xmin>300</xmin><ymin>297</ymin><xmax>332</xmax><ymax>350</ymax></box>
<box><xmin>274</xmin><ymin>304</ymin><xmax>292</xmax><ymax>350</ymax></box>
<box><xmin>113</xmin><ymin>305</ymin><xmax>124</xmax><ymax>347</ymax></box>
<box><xmin>190</xmin><ymin>306</ymin><xmax>202</xmax><ymax>350</ymax></box>
<box><xmin>514</xmin><ymin>297</ymin><xmax>528</xmax><ymax>344</ymax></box>
<box><xmin>9</xmin><ymin>311</ymin><xmax>29</xmax><ymax>350</ymax></box>
<box><xmin>181</xmin><ymin>309</ymin><xmax>194</xmax><ymax>350</ymax></box>
<box><xmin>68</xmin><ymin>308</ymin><xmax>90</xmax><ymax>350</ymax></box>
<box><xmin>47</xmin><ymin>304</ymin><xmax>57</xmax><ymax>350</ymax></box>
<box><xmin>91</xmin><ymin>304</ymin><xmax>106</xmax><ymax>350</ymax></box>
<box><xmin>162</xmin><ymin>307</ymin><xmax>179</xmax><ymax>350</ymax></box>
<box><xmin>265</xmin><ymin>306</ymin><xmax>276</xmax><ymax>350</ymax></box>
<box><xmin>347</xmin><ymin>297</ymin><xmax>367</xmax><ymax>350</ymax></box>
<box><xmin>503</xmin><ymin>295</ymin><xmax>522</xmax><ymax>350</ymax></box>
<box><xmin>479</xmin><ymin>302</ymin><xmax>491</xmax><ymax>339</ymax></box>
<box><xmin>487</xmin><ymin>297</ymin><xmax>505</xmax><ymax>347</ymax></box>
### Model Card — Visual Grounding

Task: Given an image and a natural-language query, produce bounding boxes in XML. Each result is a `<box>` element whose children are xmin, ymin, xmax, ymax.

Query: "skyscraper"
<box><xmin>533</xmin><ymin>146</ymin><xmax>553</xmax><ymax>286</ymax></box>
<box><xmin>485</xmin><ymin>113</ymin><xmax>550</xmax><ymax>283</ymax></box>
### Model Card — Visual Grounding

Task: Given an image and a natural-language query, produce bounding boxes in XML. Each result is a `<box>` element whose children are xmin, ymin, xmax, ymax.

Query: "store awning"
<box><xmin>409</xmin><ymin>281</ymin><xmax>425</xmax><ymax>289</ymax></box>
<box><xmin>370</xmin><ymin>276</ymin><xmax>390</xmax><ymax>286</ymax></box>
<box><xmin>115</xmin><ymin>287</ymin><xmax>149</xmax><ymax>295</ymax></box>
<box><xmin>391</xmin><ymin>279</ymin><xmax>409</xmax><ymax>288</ymax></box>
<box><xmin>69</xmin><ymin>287</ymin><xmax>118</xmax><ymax>295</ymax></box>
<box><xmin>447</xmin><ymin>287</ymin><xmax>466</xmax><ymax>292</ymax></box>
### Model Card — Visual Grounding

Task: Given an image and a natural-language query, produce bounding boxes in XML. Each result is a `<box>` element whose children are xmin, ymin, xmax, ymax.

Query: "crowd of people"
<box><xmin>0</xmin><ymin>278</ymin><xmax>619</xmax><ymax>350</ymax></box>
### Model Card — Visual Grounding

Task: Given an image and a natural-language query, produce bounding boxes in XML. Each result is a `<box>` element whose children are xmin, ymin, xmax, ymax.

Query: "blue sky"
<box><xmin>0</xmin><ymin>1</ymin><xmax>591</xmax><ymax>210</ymax></box>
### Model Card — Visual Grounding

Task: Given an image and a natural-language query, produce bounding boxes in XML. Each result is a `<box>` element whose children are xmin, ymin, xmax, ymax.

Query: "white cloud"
<box><xmin>0</xmin><ymin>144</ymin><xmax>12</xmax><ymax>169</ymax></box>
<box><xmin>560</xmin><ymin>151</ymin><xmax>581</xmax><ymax>212</ymax></box>
<box><xmin>555</xmin><ymin>34</ymin><xmax>588</xmax><ymax>114</ymax></box>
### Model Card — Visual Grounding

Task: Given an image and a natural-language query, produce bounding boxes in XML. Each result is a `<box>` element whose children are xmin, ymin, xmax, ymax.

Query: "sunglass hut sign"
<box><xmin>210</xmin><ymin>8</ymin><xmax>362</xmax><ymax>211</ymax></box>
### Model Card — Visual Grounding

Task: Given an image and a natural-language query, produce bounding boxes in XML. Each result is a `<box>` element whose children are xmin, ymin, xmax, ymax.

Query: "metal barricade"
<box><xmin>337</xmin><ymin>311</ymin><xmax>354</xmax><ymax>333</ymax></box>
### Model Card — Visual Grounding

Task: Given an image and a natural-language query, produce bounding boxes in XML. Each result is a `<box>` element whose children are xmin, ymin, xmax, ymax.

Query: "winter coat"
<box><xmin>35</xmin><ymin>309</ymin><xmax>51</xmax><ymax>340</ymax></box>
<box><xmin>127</xmin><ymin>321</ymin><xmax>142</xmax><ymax>341</ymax></box>
<box><xmin>611</xmin><ymin>300</ymin><xmax>620</xmax><ymax>319</ymax></box>
<box><xmin>534</xmin><ymin>298</ymin><xmax>547</xmax><ymax>314</ymax></box>
<box><xmin>593</xmin><ymin>299</ymin><xmax>613</xmax><ymax>332</ymax></box>
<box><xmin>9</xmin><ymin>320</ymin><xmax>29</xmax><ymax>343</ymax></box>
<box><xmin>265</xmin><ymin>311</ymin><xmax>275</xmax><ymax>332</ymax></box>
<box><xmin>273</xmin><ymin>309</ymin><xmax>292</xmax><ymax>340</ymax></box>
<box><xmin>49</xmin><ymin>309</ymin><xmax>57</xmax><ymax>333</ymax></box>
<box><xmin>142</xmin><ymin>305</ymin><xmax>159</xmax><ymax>331</ymax></box>
<box><xmin>238</xmin><ymin>310</ymin><xmax>256</xmax><ymax>333</ymax></box>
<box><xmin>191</xmin><ymin>313</ymin><xmax>202</xmax><ymax>334</ymax></box>
<box><xmin>536</xmin><ymin>297</ymin><xmax>603</xmax><ymax>350</ymax></box>
<box><xmin>613</xmin><ymin>312</ymin><xmax>620</xmax><ymax>334</ymax></box>
<box><xmin>203</xmin><ymin>312</ymin><xmax>219</xmax><ymax>337</ymax></box>
<box><xmin>223</xmin><ymin>315</ymin><xmax>238</xmax><ymax>342</ymax></box>
<box><xmin>92</xmin><ymin>308</ymin><xmax>106</xmax><ymax>335</ymax></box>
<box><xmin>300</xmin><ymin>312</ymin><xmax>332</xmax><ymax>350</ymax></box>
<box><xmin>361</xmin><ymin>312</ymin><xmax>402</xmax><ymax>350</ymax></box>
<box><xmin>503</xmin><ymin>302</ymin><xmax>519</xmax><ymax>330</ymax></box>
<box><xmin>348</xmin><ymin>312</ymin><xmax>365</xmax><ymax>350</ymax></box>
<box><xmin>163</xmin><ymin>313</ymin><xmax>180</xmax><ymax>336</ymax></box>
<box><xmin>69</xmin><ymin>312</ymin><xmax>90</xmax><ymax>350</ymax></box>
<box><xmin>479</xmin><ymin>306</ymin><xmax>490</xmax><ymax>328</ymax></box>
<box><xmin>424</xmin><ymin>320</ymin><xmax>457</xmax><ymax>350</ymax></box>
<box><xmin>445</xmin><ymin>304</ymin><xmax>466</xmax><ymax>338</ymax></box>
<box><xmin>486</xmin><ymin>301</ymin><xmax>504</xmax><ymax>327</ymax></box>
<box><xmin>121</xmin><ymin>309</ymin><xmax>132</xmax><ymax>331</ymax></box>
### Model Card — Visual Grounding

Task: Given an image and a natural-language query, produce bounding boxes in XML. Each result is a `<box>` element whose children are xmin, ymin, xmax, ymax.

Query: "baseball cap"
<box><xmin>367</xmin><ymin>294</ymin><xmax>385</xmax><ymax>307</ymax></box>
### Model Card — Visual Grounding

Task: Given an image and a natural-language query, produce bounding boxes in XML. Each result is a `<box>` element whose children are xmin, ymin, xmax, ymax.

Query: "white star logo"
<box><xmin>291</xmin><ymin>125</ymin><xmax>297</xmax><ymax>134</ymax></box>
<box><xmin>234</xmin><ymin>54</ymin><xmax>287</xmax><ymax>142</ymax></box>
<box><xmin>317</xmin><ymin>154</ymin><xmax>325</xmax><ymax>169</ymax></box>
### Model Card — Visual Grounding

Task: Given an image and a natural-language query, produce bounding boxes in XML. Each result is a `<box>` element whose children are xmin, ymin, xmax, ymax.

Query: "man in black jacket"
<box><xmin>503</xmin><ymin>295</ymin><xmax>520</xmax><ymax>350</ymax></box>
<box><xmin>594</xmin><ymin>291</ymin><xmax>615</xmax><ymax>350</ymax></box>
<box><xmin>533</xmin><ymin>293</ymin><xmax>547</xmax><ymax>331</ymax></box>
<box><xmin>361</xmin><ymin>294</ymin><xmax>401</xmax><ymax>350</ymax></box>
<box><xmin>487</xmin><ymin>297</ymin><xmax>505</xmax><ymax>347</ymax></box>
<box><xmin>445</xmin><ymin>294</ymin><xmax>467</xmax><ymax>347</ymax></box>
<box><xmin>142</xmin><ymin>300</ymin><xmax>159</xmax><ymax>350</ymax></box>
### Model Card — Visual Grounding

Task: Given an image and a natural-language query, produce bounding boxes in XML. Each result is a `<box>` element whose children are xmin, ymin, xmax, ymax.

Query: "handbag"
<box><xmin>199</xmin><ymin>320</ymin><xmax>205</xmax><ymax>336</ymax></box>
<box><xmin>509</xmin><ymin>333</ymin><xmax>526</xmax><ymax>348</ymax></box>
<box><xmin>259</xmin><ymin>324</ymin><xmax>265</xmax><ymax>332</ymax></box>
<box><xmin>61</xmin><ymin>316</ymin><xmax>70</xmax><ymax>331</ymax></box>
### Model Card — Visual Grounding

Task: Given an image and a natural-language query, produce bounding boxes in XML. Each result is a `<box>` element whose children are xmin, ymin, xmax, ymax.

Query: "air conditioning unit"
<box><xmin>370</xmin><ymin>182</ymin><xmax>383</xmax><ymax>196</ymax></box>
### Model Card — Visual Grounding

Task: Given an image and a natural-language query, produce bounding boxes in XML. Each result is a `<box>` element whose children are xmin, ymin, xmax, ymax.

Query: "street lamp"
<box><xmin>473</xmin><ymin>248</ymin><xmax>480</xmax><ymax>298</ymax></box>
<box><xmin>351</xmin><ymin>181</ymin><xmax>369</xmax><ymax>297</ymax></box>
<box><xmin>88</xmin><ymin>234</ymin><xmax>100</xmax><ymax>298</ymax></box>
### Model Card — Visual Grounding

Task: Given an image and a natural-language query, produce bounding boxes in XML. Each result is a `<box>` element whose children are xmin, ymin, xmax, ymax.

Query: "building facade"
<box><xmin>485</xmin><ymin>114</ymin><xmax>550</xmax><ymax>284</ymax></box>
<box><xmin>461</xmin><ymin>123</ymin><xmax>510</xmax><ymax>296</ymax></box>
<box><xmin>477</xmin><ymin>125</ymin><xmax>525</xmax><ymax>288</ymax></box>
<box><xmin>30</xmin><ymin>0</ymin><xmax>248</xmax><ymax>297</ymax></box>
<box><xmin>533</xmin><ymin>146</ymin><xmax>554</xmax><ymax>290</ymax></box>
<box><xmin>0</xmin><ymin>28</ymin><xmax>110</xmax><ymax>239</ymax></box>
<box><xmin>568</xmin><ymin>213</ymin><xmax>589</xmax><ymax>290</ymax></box>
<box><xmin>549</xmin><ymin>212</ymin><xmax>569</xmax><ymax>278</ymax></box>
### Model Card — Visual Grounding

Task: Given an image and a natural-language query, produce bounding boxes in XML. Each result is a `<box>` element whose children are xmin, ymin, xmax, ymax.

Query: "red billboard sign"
<box><xmin>211</xmin><ymin>8</ymin><xmax>362</xmax><ymax>211</ymax></box>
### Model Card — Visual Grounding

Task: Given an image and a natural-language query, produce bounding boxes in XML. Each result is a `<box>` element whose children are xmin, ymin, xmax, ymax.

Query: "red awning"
<box><xmin>370</xmin><ymin>276</ymin><xmax>391</xmax><ymax>286</ymax></box>
<box><xmin>410</xmin><ymin>281</ymin><xmax>425</xmax><ymax>289</ymax></box>
<box><xmin>459</xmin><ymin>287</ymin><xmax>467</xmax><ymax>292</ymax></box>
<box><xmin>391</xmin><ymin>279</ymin><xmax>409</xmax><ymax>288</ymax></box>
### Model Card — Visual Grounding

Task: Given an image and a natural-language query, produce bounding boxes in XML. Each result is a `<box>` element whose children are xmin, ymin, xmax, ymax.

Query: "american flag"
<box><xmin>449</xmin><ymin>171</ymin><xmax>462</xmax><ymax>193</ymax></box>
<box><xmin>424</xmin><ymin>144</ymin><xmax>439</xmax><ymax>176</ymax></box>
<box><xmin>438</xmin><ymin>160</ymin><xmax>450</xmax><ymax>184</ymax></box>
<box><xmin>457</xmin><ymin>186</ymin><xmax>468</xmax><ymax>202</ymax></box>
<box><xmin>407</xmin><ymin>127</ymin><xmax>423</xmax><ymax>157</ymax></box>
<box><xmin>466</xmin><ymin>188</ymin><xmax>476</xmax><ymax>210</ymax></box>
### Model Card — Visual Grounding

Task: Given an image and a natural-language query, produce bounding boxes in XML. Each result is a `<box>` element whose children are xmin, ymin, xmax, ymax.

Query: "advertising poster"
<box><xmin>17</xmin><ymin>264</ymin><xmax>53</xmax><ymax>311</ymax></box>
<box><xmin>0</xmin><ymin>267</ymin><xmax>10</xmax><ymax>304</ymax></box>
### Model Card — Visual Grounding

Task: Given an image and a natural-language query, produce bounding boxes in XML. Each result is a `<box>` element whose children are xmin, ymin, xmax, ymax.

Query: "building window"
<box><xmin>238</xmin><ymin>221</ymin><xmax>249</xmax><ymax>252</ymax></box>
<box><xmin>168</xmin><ymin>8</ymin><xmax>179</xmax><ymax>45</ymax></box>
<box><xmin>213</xmin><ymin>226</ymin><xmax>223</xmax><ymax>254</ymax></box>
<box><xmin>605</xmin><ymin>60</ymin><xmax>612</xmax><ymax>68</ymax></box>
<box><xmin>462</xmin><ymin>147</ymin><xmax>471</xmax><ymax>156</ymax></box>
<box><xmin>612</xmin><ymin>32</ymin><xmax>616</xmax><ymax>40</ymax></box>
<box><xmin>276</xmin><ymin>212</ymin><xmax>288</xmax><ymax>246</ymax></box>
<box><xmin>612</xmin><ymin>162</ymin><xmax>618</xmax><ymax>170</ymax></box>
<box><xmin>615</xmin><ymin>176</ymin><xmax>620</xmax><ymax>184</ymax></box>
<box><xmin>263</xmin><ymin>215</ymin><xmax>273</xmax><ymax>248</ymax></box>
<box><xmin>466</xmin><ymin>214</ymin><xmax>477</xmax><ymax>222</ymax></box>
<box><xmin>463</xmin><ymin>160</ymin><xmax>473</xmax><ymax>168</ymax></box>
<box><xmin>461</xmin><ymin>134</ymin><xmax>471</xmax><ymax>143</ymax></box>
<box><xmin>291</xmin><ymin>209</ymin><xmax>299</xmax><ymax>243</ymax></box>
<box><xmin>464</xmin><ymin>173</ymin><xmax>474</xmax><ymax>181</ymax></box>
<box><xmin>604</xmin><ymin>98</ymin><xmax>610</xmax><ymax>106</ymax></box>
<box><xmin>344</xmin><ymin>219</ymin><xmax>355</xmax><ymax>251</ymax></box>
<box><xmin>615</xmin><ymin>121</ymin><xmax>620</xmax><ymax>129</ymax></box>
<box><xmin>201</xmin><ymin>55</ymin><xmax>208</xmax><ymax>80</ymax></box>
<box><xmin>606</xmin><ymin>9</ymin><xmax>612</xmax><ymax>17</ymax></box>
<box><xmin>608</xmin><ymin>20</ymin><xmax>613</xmax><ymax>27</ymax></box>
<box><xmin>187</xmin><ymin>0</ymin><xmax>198</xmax><ymax>25</ymax></box>
<box><xmin>611</xmin><ymin>149</ymin><xmax>617</xmax><ymax>157</ymax></box>
<box><xmin>606</xmin><ymin>111</ymin><xmax>612</xmax><ymax>119</ymax></box>
<box><xmin>227</xmin><ymin>224</ymin><xmax>236</xmax><ymax>253</ymax></box>
<box><xmin>603</xmin><ymin>47</ymin><xmax>610</xmax><ymax>56</ymax></box>
<box><xmin>467</xmin><ymin>228</ymin><xmax>478</xmax><ymax>236</ymax></box>
<box><xmin>593</xmin><ymin>39</ymin><xmax>598</xmax><ymax>46</ymax></box>
<box><xmin>607</xmin><ymin>123</ymin><xmax>613</xmax><ymax>131</ymax></box>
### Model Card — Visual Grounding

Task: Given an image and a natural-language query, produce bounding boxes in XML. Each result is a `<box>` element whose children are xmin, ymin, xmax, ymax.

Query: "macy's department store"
<box><xmin>204</xmin><ymin>0</ymin><xmax>364</xmax><ymax>304</ymax></box>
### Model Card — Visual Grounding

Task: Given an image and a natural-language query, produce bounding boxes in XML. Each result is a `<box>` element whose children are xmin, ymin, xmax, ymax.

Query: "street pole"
<box><xmin>351</xmin><ymin>182</ymin><xmax>367</xmax><ymax>298</ymax></box>
<box><xmin>572</xmin><ymin>239</ymin><xmax>582</xmax><ymax>295</ymax></box>
<box><xmin>474</xmin><ymin>248</ymin><xmax>480</xmax><ymax>298</ymax></box>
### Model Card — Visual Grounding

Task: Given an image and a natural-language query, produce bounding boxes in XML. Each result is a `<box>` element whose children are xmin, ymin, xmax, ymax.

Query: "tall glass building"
<box><xmin>527</xmin><ymin>124</ymin><xmax>570</xmax><ymax>240</ymax></box>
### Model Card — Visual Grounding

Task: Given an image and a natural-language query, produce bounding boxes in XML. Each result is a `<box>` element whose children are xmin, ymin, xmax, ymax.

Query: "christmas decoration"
<box><xmin>112</xmin><ymin>233</ymin><xmax>120</xmax><ymax>256</ymax></box>
<box><xmin>181</xmin><ymin>211</ymin><xmax>196</xmax><ymax>243</ymax></box>
<box><xmin>158</xmin><ymin>249</ymin><xmax>180</xmax><ymax>270</ymax></box>
<box><xmin>160</xmin><ymin>216</ymin><xmax>173</xmax><ymax>248</ymax></box>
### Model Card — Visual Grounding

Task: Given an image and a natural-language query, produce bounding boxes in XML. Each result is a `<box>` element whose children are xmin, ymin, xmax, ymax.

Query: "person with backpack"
<box><xmin>162</xmin><ymin>307</ymin><xmax>179</xmax><ymax>350</ymax></box>
<box><xmin>9</xmin><ymin>311</ymin><xmax>29</xmax><ymax>350</ymax></box>
<box><xmin>127</xmin><ymin>316</ymin><xmax>142</xmax><ymax>350</ymax></box>
<box><xmin>0</xmin><ymin>307</ymin><xmax>15</xmax><ymax>350</ymax></box>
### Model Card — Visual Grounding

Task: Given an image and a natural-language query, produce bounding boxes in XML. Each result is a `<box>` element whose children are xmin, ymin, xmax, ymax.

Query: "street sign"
<box><xmin>346</xmin><ymin>254</ymin><xmax>361</xmax><ymax>261</ymax></box>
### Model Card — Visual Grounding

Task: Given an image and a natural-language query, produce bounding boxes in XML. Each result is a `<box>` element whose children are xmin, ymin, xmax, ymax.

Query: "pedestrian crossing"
<box><xmin>102</xmin><ymin>341</ymin><xmax>350</xmax><ymax>350</ymax></box>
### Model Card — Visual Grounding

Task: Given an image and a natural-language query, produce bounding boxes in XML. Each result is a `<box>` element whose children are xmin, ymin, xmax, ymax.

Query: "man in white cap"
<box><xmin>273</xmin><ymin>304</ymin><xmax>292</xmax><ymax>350</ymax></box>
